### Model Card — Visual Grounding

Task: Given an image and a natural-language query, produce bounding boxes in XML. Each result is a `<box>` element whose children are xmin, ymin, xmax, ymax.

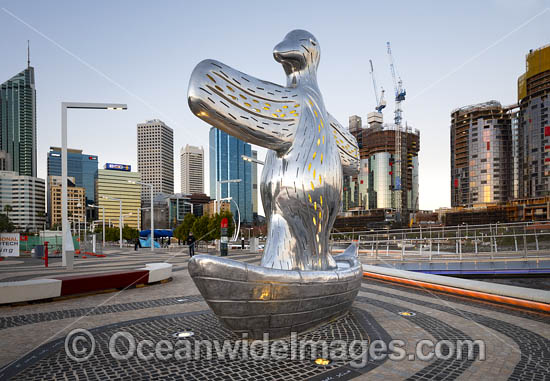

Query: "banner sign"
<box><xmin>105</xmin><ymin>163</ymin><xmax>131</xmax><ymax>171</ymax></box>
<box><xmin>0</xmin><ymin>233</ymin><xmax>20</xmax><ymax>257</ymax></box>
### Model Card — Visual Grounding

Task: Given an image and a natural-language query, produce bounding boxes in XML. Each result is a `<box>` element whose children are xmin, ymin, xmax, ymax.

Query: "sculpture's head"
<box><xmin>273</xmin><ymin>30</ymin><xmax>320</xmax><ymax>77</ymax></box>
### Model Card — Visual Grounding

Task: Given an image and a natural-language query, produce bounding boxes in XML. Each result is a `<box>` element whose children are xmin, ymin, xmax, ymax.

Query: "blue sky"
<box><xmin>1</xmin><ymin>0</ymin><xmax>548</xmax><ymax>212</ymax></box>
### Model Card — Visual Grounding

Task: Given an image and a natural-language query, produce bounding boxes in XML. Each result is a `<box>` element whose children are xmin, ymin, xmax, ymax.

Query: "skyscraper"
<box><xmin>137</xmin><ymin>119</ymin><xmax>174</xmax><ymax>205</ymax></box>
<box><xmin>450</xmin><ymin>101</ymin><xmax>515</xmax><ymax>207</ymax></box>
<box><xmin>180</xmin><ymin>145</ymin><xmax>204</xmax><ymax>194</ymax></box>
<box><xmin>209</xmin><ymin>127</ymin><xmax>253</xmax><ymax>223</ymax></box>
<box><xmin>0</xmin><ymin>171</ymin><xmax>45</xmax><ymax>231</ymax></box>
<box><xmin>0</xmin><ymin>66</ymin><xmax>36</xmax><ymax>177</ymax></box>
<box><xmin>47</xmin><ymin>147</ymin><xmax>98</xmax><ymax>205</ymax></box>
<box><xmin>96</xmin><ymin>164</ymin><xmax>141</xmax><ymax>229</ymax></box>
<box><xmin>517</xmin><ymin>44</ymin><xmax>550</xmax><ymax>198</ymax></box>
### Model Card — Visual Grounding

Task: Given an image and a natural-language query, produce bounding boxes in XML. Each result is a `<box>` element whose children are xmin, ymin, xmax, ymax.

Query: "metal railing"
<box><xmin>330</xmin><ymin>220</ymin><xmax>550</xmax><ymax>261</ymax></box>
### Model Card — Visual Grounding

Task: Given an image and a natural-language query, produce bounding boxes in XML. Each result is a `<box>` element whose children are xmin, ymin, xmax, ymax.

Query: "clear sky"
<box><xmin>1</xmin><ymin>0</ymin><xmax>548</xmax><ymax>213</ymax></box>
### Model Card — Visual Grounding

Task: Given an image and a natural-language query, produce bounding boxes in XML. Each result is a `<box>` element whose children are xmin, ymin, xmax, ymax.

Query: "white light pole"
<box><xmin>102</xmin><ymin>196</ymin><xmax>122</xmax><ymax>248</ymax></box>
<box><xmin>241</xmin><ymin>154</ymin><xmax>265</xmax><ymax>165</ymax></box>
<box><xmin>221</xmin><ymin>197</ymin><xmax>241</xmax><ymax>241</ymax></box>
<box><xmin>62</xmin><ymin>102</ymin><xmax>126</xmax><ymax>269</ymax></box>
<box><xmin>183</xmin><ymin>201</ymin><xmax>194</xmax><ymax>215</ymax></box>
<box><xmin>89</xmin><ymin>204</ymin><xmax>105</xmax><ymax>247</ymax></box>
<box><xmin>137</xmin><ymin>207</ymin><xmax>141</xmax><ymax>231</ymax></box>
<box><xmin>217</xmin><ymin>179</ymin><xmax>242</xmax><ymax>214</ymax></box>
<box><xmin>129</xmin><ymin>180</ymin><xmax>154</xmax><ymax>252</ymax></box>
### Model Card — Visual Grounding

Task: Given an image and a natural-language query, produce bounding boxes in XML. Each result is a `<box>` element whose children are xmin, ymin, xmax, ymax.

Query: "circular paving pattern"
<box><xmin>1</xmin><ymin>308</ymin><xmax>389</xmax><ymax>380</ymax></box>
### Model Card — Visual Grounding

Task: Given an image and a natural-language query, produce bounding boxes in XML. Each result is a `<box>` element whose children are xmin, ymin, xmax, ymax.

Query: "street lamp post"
<box><xmin>102</xmin><ymin>196</ymin><xmax>122</xmax><ymax>248</ymax></box>
<box><xmin>241</xmin><ymin>154</ymin><xmax>265</xmax><ymax>165</ymax></box>
<box><xmin>89</xmin><ymin>204</ymin><xmax>105</xmax><ymax>247</ymax></box>
<box><xmin>183</xmin><ymin>201</ymin><xmax>194</xmax><ymax>215</ymax></box>
<box><xmin>217</xmin><ymin>179</ymin><xmax>242</xmax><ymax>214</ymax></box>
<box><xmin>62</xmin><ymin>102</ymin><xmax>126</xmax><ymax>270</ymax></box>
<box><xmin>128</xmin><ymin>181</ymin><xmax>154</xmax><ymax>252</ymax></box>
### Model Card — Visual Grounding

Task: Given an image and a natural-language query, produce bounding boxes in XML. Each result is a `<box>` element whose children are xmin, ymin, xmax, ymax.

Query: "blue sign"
<box><xmin>105</xmin><ymin>163</ymin><xmax>131</xmax><ymax>171</ymax></box>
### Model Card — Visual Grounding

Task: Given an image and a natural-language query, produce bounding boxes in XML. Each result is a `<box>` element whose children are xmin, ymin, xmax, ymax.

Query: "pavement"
<box><xmin>0</xmin><ymin>247</ymin><xmax>549</xmax><ymax>380</ymax></box>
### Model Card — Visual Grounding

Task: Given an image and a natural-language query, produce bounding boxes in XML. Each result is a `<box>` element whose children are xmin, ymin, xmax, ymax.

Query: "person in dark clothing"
<box><xmin>187</xmin><ymin>232</ymin><xmax>196</xmax><ymax>257</ymax></box>
<box><xmin>134</xmin><ymin>238</ymin><xmax>139</xmax><ymax>251</ymax></box>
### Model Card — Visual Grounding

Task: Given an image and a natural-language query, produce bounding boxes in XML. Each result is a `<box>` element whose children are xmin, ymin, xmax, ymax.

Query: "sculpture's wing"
<box><xmin>188</xmin><ymin>59</ymin><xmax>301</xmax><ymax>152</ymax></box>
<box><xmin>328</xmin><ymin>113</ymin><xmax>360</xmax><ymax>176</ymax></box>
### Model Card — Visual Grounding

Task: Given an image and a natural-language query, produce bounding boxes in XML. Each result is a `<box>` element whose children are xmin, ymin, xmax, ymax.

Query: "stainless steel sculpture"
<box><xmin>188</xmin><ymin>29</ymin><xmax>362</xmax><ymax>338</ymax></box>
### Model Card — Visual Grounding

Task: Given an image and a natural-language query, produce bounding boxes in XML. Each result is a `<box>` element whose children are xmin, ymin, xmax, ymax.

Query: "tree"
<box><xmin>192</xmin><ymin>215</ymin><xmax>210</xmax><ymax>242</ymax></box>
<box><xmin>122</xmin><ymin>225</ymin><xmax>139</xmax><ymax>241</ymax></box>
<box><xmin>0</xmin><ymin>213</ymin><xmax>14</xmax><ymax>233</ymax></box>
<box><xmin>3</xmin><ymin>205</ymin><xmax>12</xmax><ymax>221</ymax></box>
<box><xmin>174</xmin><ymin>213</ymin><xmax>196</xmax><ymax>241</ymax></box>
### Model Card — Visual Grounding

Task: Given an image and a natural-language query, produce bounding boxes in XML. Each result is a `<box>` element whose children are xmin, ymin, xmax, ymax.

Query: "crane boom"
<box><xmin>369</xmin><ymin>59</ymin><xmax>386</xmax><ymax>113</ymax></box>
<box><xmin>386</xmin><ymin>41</ymin><xmax>407</xmax><ymax>219</ymax></box>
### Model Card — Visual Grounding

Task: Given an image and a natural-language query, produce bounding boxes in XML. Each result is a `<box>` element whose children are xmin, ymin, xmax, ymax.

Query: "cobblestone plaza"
<box><xmin>0</xmin><ymin>249</ymin><xmax>548</xmax><ymax>380</ymax></box>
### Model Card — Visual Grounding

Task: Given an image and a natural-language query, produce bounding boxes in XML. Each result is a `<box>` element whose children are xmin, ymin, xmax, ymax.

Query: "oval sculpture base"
<box><xmin>188</xmin><ymin>244</ymin><xmax>362</xmax><ymax>339</ymax></box>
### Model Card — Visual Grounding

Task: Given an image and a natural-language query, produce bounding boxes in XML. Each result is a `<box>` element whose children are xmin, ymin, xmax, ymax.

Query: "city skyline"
<box><xmin>0</xmin><ymin>1</ymin><xmax>548</xmax><ymax>212</ymax></box>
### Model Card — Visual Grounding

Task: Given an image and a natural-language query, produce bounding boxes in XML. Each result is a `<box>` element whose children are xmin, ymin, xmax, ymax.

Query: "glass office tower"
<box><xmin>209</xmin><ymin>128</ymin><xmax>253</xmax><ymax>223</ymax></box>
<box><xmin>47</xmin><ymin>147</ymin><xmax>98</xmax><ymax>205</ymax></box>
<box><xmin>0</xmin><ymin>66</ymin><xmax>36</xmax><ymax>177</ymax></box>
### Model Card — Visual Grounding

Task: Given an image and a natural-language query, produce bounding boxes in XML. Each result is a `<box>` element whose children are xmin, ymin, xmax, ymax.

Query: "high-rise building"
<box><xmin>137</xmin><ymin>119</ymin><xmax>174</xmax><ymax>205</ymax></box>
<box><xmin>48</xmin><ymin>176</ymin><xmax>86</xmax><ymax>228</ymax></box>
<box><xmin>0</xmin><ymin>66</ymin><xmax>36</xmax><ymax>177</ymax></box>
<box><xmin>209</xmin><ymin>128</ymin><xmax>253</xmax><ymax>223</ymax></box>
<box><xmin>96</xmin><ymin>164</ymin><xmax>141</xmax><ymax>229</ymax></box>
<box><xmin>450</xmin><ymin>101</ymin><xmax>515</xmax><ymax>207</ymax></box>
<box><xmin>47</xmin><ymin>147</ymin><xmax>98</xmax><ymax>205</ymax></box>
<box><xmin>0</xmin><ymin>171</ymin><xmax>45</xmax><ymax>231</ymax></box>
<box><xmin>180</xmin><ymin>145</ymin><xmax>204</xmax><ymax>194</ymax></box>
<box><xmin>251</xmin><ymin>150</ymin><xmax>258</xmax><ymax>218</ymax></box>
<box><xmin>0</xmin><ymin>150</ymin><xmax>11</xmax><ymax>171</ymax></box>
<box><xmin>517</xmin><ymin>44</ymin><xmax>550</xmax><ymax>198</ymax></box>
<box><xmin>345</xmin><ymin>115</ymin><xmax>420</xmax><ymax>213</ymax></box>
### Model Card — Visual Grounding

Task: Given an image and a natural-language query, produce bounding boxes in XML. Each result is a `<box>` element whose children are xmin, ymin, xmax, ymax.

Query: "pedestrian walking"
<box><xmin>187</xmin><ymin>232</ymin><xmax>196</xmax><ymax>257</ymax></box>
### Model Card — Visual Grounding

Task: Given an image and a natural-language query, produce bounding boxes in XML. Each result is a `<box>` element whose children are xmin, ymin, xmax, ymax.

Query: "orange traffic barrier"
<box><xmin>363</xmin><ymin>271</ymin><xmax>550</xmax><ymax>313</ymax></box>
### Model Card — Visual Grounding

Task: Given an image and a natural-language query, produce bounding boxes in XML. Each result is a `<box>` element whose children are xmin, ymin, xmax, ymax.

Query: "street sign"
<box><xmin>0</xmin><ymin>233</ymin><xmax>20</xmax><ymax>257</ymax></box>
<box><xmin>221</xmin><ymin>218</ymin><xmax>228</xmax><ymax>228</ymax></box>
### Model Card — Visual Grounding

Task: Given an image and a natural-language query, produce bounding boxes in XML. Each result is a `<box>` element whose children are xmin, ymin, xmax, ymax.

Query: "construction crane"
<box><xmin>386</xmin><ymin>41</ymin><xmax>407</xmax><ymax>219</ymax></box>
<box><xmin>369</xmin><ymin>59</ymin><xmax>386</xmax><ymax>113</ymax></box>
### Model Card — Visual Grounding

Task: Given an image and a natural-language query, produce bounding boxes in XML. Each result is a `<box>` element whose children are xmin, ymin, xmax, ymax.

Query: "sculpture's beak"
<box><xmin>273</xmin><ymin>39</ymin><xmax>304</xmax><ymax>73</ymax></box>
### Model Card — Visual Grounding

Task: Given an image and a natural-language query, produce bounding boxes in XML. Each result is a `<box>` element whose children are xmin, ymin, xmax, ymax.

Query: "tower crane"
<box><xmin>369</xmin><ymin>59</ymin><xmax>386</xmax><ymax>113</ymax></box>
<box><xmin>386</xmin><ymin>41</ymin><xmax>407</xmax><ymax>219</ymax></box>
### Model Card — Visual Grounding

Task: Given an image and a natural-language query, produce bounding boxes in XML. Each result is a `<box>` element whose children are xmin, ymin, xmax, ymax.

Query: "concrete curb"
<box><xmin>363</xmin><ymin>264</ymin><xmax>550</xmax><ymax>309</ymax></box>
<box><xmin>0</xmin><ymin>263</ymin><xmax>172</xmax><ymax>305</ymax></box>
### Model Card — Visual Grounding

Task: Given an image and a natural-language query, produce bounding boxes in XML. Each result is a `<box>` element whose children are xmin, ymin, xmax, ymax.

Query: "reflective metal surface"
<box><xmin>187</xmin><ymin>30</ymin><xmax>361</xmax><ymax>338</ymax></box>
<box><xmin>188</xmin><ymin>245</ymin><xmax>362</xmax><ymax>339</ymax></box>
<box><xmin>188</xmin><ymin>29</ymin><xmax>359</xmax><ymax>271</ymax></box>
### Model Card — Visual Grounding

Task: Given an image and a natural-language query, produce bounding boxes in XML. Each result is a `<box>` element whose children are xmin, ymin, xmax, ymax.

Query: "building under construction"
<box><xmin>438</xmin><ymin>195</ymin><xmax>550</xmax><ymax>226</ymax></box>
<box><xmin>344</xmin><ymin>114</ymin><xmax>420</xmax><ymax>218</ymax></box>
<box><xmin>517</xmin><ymin>44</ymin><xmax>550</xmax><ymax>198</ymax></box>
<box><xmin>450</xmin><ymin>101</ymin><xmax>517</xmax><ymax>207</ymax></box>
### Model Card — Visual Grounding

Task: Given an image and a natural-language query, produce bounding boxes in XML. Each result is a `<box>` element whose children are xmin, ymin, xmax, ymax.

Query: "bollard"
<box><xmin>44</xmin><ymin>241</ymin><xmax>49</xmax><ymax>268</ymax></box>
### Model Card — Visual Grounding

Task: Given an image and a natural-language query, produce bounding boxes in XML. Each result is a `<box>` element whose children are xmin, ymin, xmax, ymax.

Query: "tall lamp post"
<box><xmin>62</xmin><ymin>102</ymin><xmax>126</xmax><ymax>270</ymax></box>
<box><xmin>102</xmin><ymin>196</ymin><xmax>122</xmax><ymax>249</ymax></box>
<box><xmin>217</xmin><ymin>179</ymin><xmax>242</xmax><ymax>213</ymax></box>
<box><xmin>129</xmin><ymin>181</ymin><xmax>154</xmax><ymax>252</ymax></box>
<box><xmin>89</xmin><ymin>204</ymin><xmax>105</xmax><ymax>248</ymax></box>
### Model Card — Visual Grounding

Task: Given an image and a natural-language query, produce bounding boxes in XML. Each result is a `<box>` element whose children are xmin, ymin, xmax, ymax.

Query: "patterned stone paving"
<box><xmin>0</xmin><ymin>295</ymin><xmax>204</xmax><ymax>330</ymax></box>
<box><xmin>1</xmin><ymin>250</ymin><xmax>549</xmax><ymax>380</ymax></box>
<box><xmin>2</xmin><ymin>309</ymin><xmax>385</xmax><ymax>380</ymax></box>
<box><xmin>360</xmin><ymin>282</ymin><xmax>550</xmax><ymax>381</ymax></box>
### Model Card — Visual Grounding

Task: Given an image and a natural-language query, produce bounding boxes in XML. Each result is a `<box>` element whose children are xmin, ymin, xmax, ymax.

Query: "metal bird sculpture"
<box><xmin>188</xmin><ymin>29</ymin><xmax>359</xmax><ymax>271</ymax></box>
